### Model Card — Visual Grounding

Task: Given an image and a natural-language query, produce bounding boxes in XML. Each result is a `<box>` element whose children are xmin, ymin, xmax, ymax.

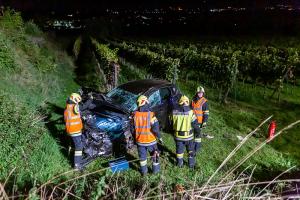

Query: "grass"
<box><xmin>0</xmin><ymin>10</ymin><xmax>79</xmax><ymax>191</ymax></box>
<box><xmin>64</xmin><ymin>59</ymin><xmax>298</xmax><ymax>198</ymax></box>
<box><xmin>1</xmin><ymin>10</ymin><xmax>299</xmax><ymax>199</ymax></box>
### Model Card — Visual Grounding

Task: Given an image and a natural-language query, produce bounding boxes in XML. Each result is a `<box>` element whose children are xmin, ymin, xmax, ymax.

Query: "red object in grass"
<box><xmin>268</xmin><ymin>121</ymin><xmax>276</xmax><ymax>140</ymax></box>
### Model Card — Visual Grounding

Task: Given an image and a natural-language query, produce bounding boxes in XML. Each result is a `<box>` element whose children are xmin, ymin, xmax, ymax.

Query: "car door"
<box><xmin>148</xmin><ymin>87</ymin><xmax>171</xmax><ymax>130</ymax></box>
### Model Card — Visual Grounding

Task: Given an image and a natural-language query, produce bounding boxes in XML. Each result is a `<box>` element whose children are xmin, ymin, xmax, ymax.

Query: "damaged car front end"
<box><xmin>79</xmin><ymin>89</ymin><xmax>136</xmax><ymax>166</ymax></box>
<box><xmin>78</xmin><ymin>79</ymin><xmax>181</xmax><ymax>167</ymax></box>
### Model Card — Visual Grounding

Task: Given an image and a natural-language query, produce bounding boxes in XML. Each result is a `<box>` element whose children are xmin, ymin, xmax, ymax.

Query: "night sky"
<box><xmin>1</xmin><ymin>0</ymin><xmax>299</xmax><ymax>13</ymax></box>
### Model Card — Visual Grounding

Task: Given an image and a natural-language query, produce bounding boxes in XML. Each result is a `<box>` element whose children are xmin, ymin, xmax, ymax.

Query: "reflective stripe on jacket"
<box><xmin>64</xmin><ymin>103</ymin><xmax>83</xmax><ymax>135</ymax></box>
<box><xmin>192</xmin><ymin>97</ymin><xmax>208</xmax><ymax>124</ymax></box>
<box><xmin>172</xmin><ymin>109</ymin><xmax>196</xmax><ymax>141</ymax></box>
<box><xmin>134</xmin><ymin>111</ymin><xmax>157</xmax><ymax>146</ymax></box>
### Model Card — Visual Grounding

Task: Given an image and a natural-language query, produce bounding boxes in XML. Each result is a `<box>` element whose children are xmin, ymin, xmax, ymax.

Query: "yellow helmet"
<box><xmin>137</xmin><ymin>95</ymin><xmax>149</xmax><ymax>107</ymax></box>
<box><xmin>196</xmin><ymin>86</ymin><xmax>205</xmax><ymax>93</ymax></box>
<box><xmin>179</xmin><ymin>95</ymin><xmax>189</xmax><ymax>105</ymax></box>
<box><xmin>70</xmin><ymin>93</ymin><xmax>82</xmax><ymax>104</ymax></box>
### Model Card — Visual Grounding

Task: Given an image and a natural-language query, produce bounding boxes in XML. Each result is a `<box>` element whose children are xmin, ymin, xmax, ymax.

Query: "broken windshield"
<box><xmin>106</xmin><ymin>88</ymin><xmax>138</xmax><ymax>112</ymax></box>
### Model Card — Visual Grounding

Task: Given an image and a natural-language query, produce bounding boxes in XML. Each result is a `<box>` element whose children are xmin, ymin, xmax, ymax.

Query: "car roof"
<box><xmin>118</xmin><ymin>79</ymin><xmax>172</xmax><ymax>95</ymax></box>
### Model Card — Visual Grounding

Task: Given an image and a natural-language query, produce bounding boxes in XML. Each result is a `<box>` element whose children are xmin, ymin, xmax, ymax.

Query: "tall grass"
<box><xmin>0</xmin><ymin>9</ymin><xmax>79</xmax><ymax>192</ymax></box>
<box><xmin>1</xmin><ymin>118</ymin><xmax>298</xmax><ymax>199</ymax></box>
<box><xmin>0</xmin><ymin>9</ymin><xmax>299</xmax><ymax>199</ymax></box>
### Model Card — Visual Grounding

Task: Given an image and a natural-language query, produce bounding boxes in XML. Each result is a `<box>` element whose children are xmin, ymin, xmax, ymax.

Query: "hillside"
<box><xmin>0</xmin><ymin>10</ymin><xmax>299</xmax><ymax>199</ymax></box>
<box><xmin>0</xmin><ymin>10</ymin><xmax>79</xmax><ymax>190</ymax></box>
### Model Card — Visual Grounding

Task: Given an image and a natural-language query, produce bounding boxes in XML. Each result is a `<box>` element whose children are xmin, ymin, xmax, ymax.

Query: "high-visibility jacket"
<box><xmin>171</xmin><ymin>107</ymin><xmax>197</xmax><ymax>141</ymax></box>
<box><xmin>64</xmin><ymin>103</ymin><xmax>83</xmax><ymax>136</ymax></box>
<box><xmin>133</xmin><ymin>111</ymin><xmax>158</xmax><ymax>146</ymax></box>
<box><xmin>192</xmin><ymin>97</ymin><xmax>209</xmax><ymax>124</ymax></box>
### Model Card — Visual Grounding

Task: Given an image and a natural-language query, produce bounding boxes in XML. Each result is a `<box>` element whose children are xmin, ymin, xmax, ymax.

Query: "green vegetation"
<box><xmin>66</xmin><ymin>64</ymin><xmax>298</xmax><ymax>198</ymax></box>
<box><xmin>91</xmin><ymin>38</ymin><xmax>118</xmax><ymax>64</ymax></box>
<box><xmin>91</xmin><ymin>38</ymin><xmax>120</xmax><ymax>90</ymax></box>
<box><xmin>118</xmin><ymin>39</ymin><xmax>300</xmax><ymax>102</ymax></box>
<box><xmin>109</xmin><ymin>40</ymin><xmax>180</xmax><ymax>83</ymax></box>
<box><xmin>74</xmin><ymin>36</ymin><xmax>107</xmax><ymax>91</ymax></box>
<box><xmin>0</xmin><ymin>9</ymin><xmax>299</xmax><ymax>199</ymax></box>
<box><xmin>73</xmin><ymin>36</ymin><xmax>82</xmax><ymax>60</ymax></box>
<box><xmin>0</xmin><ymin>9</ymin><xmax>79</xmax><ymax>190</ymax></box>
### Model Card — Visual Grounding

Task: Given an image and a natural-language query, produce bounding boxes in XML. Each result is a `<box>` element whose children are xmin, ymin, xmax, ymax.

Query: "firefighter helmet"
<box><xmin>70</xmin><ymin>93</ymin><xmax>82</xmax><ymax>104</ymax></box>
<box><xmin>179</xmin><ymin>95</ymin><xmax>189</xmax><ymax>105</ymax></box>
<box><xmin>137</xmin><ymin>95</ymin><xmax>149</xmax><ymax>107</ymax></box>
<box><xmin>196</xmin><ymin>86</ymin><xmax>205</xmax><ymax>93</ymax></box>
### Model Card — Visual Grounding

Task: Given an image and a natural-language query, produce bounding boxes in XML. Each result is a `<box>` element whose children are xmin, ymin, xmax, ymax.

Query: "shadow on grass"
<box><xmin>158</xmin><ymin>143</ymin><xmax>177</xmax><ymax>165</ymax></box>
<box><xmin>43</xmin><ymin>102</ymin><xmax>72</xmax><ymax>165</ymax></box>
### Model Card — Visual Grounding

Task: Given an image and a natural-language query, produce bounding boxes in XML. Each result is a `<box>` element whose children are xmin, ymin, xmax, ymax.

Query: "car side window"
<box><xmin>159</xmin><ymin>88</ymin><xmax>171</xmax><ymax>102</ymax></box>
<box><xmin>148</xmin><ymin>90</ymin><xmax>161</xmax><ymax>108</ymax></box>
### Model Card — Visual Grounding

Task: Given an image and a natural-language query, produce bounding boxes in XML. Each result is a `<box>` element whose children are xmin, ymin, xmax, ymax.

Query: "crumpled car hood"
<box><xmin>94</xmin><ymin>111</ymin><xmax>129</xmax><ymax>140</ymax></box>
<box><xmin>87</xmin><ymin>100</ymin><xmax>130</xmax><ymax>140</ymax></box>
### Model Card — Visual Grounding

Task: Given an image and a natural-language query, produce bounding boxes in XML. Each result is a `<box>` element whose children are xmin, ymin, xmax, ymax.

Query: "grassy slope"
<box><xmin>0</xmin><ymin>11</ymin><xmax>299</xmax><ymax>197</ymax></box>
<box><xmin>77</xmin><ymin>58</ymin><xmax>299</xmax><ymax>198</ymax></box>
<box><xmin>0</xmin><ymin>11</ymin><xmax>79</xmax><ymax>189</ymax></box>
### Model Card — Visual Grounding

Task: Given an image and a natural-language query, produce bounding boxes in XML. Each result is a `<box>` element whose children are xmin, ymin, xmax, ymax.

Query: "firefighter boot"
<box><xmin>194</xmin><ymin>138</ymin><xmax>202</xmax><ymax>154</ymax></box>
<box><xmin>152</xmin><ymin>151</ymin><xmax>160</xmax><ymax>174</ymax></box>
<box><xmin>188</xmin><ymin>151</ymin><xmax>195</xmax><ymax>169</ymax></box>
<box><xmin>177</xmin><ymin>158</ymin><xmax>184</xmax><ymax>167</ymax></box>
<box><xmin>153</xmin><ymin>162</ymin><xmax>160</xmax><ymax>173</ymax></box>
<box><xmin>74</xmin><ymin>150</ymin><xmax>83</xmax><ymax>170</ymax></box>
<box><xmin>140</xmin><ymin>160</ymin><xmax>148</xmax><ymax>175</ymax></box>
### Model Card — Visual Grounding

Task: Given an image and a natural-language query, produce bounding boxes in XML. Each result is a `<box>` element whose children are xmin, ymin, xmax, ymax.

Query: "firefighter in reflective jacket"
<box><xmin>171</xmin><ymin>95</ymin><xmax>201</xmax><ymax>168</ymax></box>
<box><xmin>64</xmin><ymin>93</ymin><xmax>83</xmax><ymax>170</ymax></box>
<box><xmin>133</xmin><ymin>95</ymin><xmax>162</xmax><ymax>175</ymax></box>
<box><xmin>191</xmin><ymin>86</ymin><xmax>209</xmax><ymax>153</ymax></box>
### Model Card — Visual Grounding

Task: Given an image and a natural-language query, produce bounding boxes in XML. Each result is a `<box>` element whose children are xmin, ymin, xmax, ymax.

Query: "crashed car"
<box><xmin>79</xmin><ymin>79</ymin><xmax>182</xmax><ymax>165</ymax></box>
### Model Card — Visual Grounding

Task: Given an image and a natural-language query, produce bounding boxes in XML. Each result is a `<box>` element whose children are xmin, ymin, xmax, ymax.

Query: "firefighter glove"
<box><xmin>158</xmin><ymin>138</ymin><xmax>164</xmax><ymax>145</ymax></box>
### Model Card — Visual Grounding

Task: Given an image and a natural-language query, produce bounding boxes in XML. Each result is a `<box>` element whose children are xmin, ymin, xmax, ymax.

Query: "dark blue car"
<box><xmin>80</xmin><ymin>79</ymin><xmax>181</xmax><ymax>163</ymax></box>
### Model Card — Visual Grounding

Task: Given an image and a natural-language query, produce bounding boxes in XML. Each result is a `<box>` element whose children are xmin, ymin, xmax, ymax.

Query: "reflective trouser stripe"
<box><xmin>136</xmin><ymin>141</ymin><xmax>157</xmax><ymax>146</ymax></box>
<box><xmin>140</xmin><ymin>160</ymin><xmax>147</xmax><ymax>166</ymax></box>
<box><xmin>69</xmin><ymin>132</ymin><xmax>82</xmax><ymax>137</ymax></box>
<box><xmin>175</xmin><ymin>137</ymin><xmax>194</xmax><ymax>141</ymax></box>
<box><xmin>195</xmin><ymin>138</ymin><xmax>202</xmax><ymax>143</ymax></box>
<box><xmin>176</xmin><ymin>153</ymin><xmax>184</xmax><ymax>158</ymax></box>
<box><xmin>75</xmin><ymin>150</ymin><xmax>82</xmax><ymax>156</ymax></box>
<box><xmin>153</xmin><ymin>162</ymin><xmax>160</xmax><ymax>166</ymax></box>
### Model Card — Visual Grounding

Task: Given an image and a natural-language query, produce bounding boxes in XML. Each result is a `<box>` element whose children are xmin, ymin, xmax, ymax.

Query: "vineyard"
<box><xmin>69</xmin><ymin>36</ymin><xmax>300</xmax><ymax>199</ymax></box>
<box><xmin>1</xmin><ymin>8</ymin><xmax>300</xmax><ymax>200</ymax></box>
<box><xmin>90</xmin><ymin>38</ymin><xmax>299</xmax><ymax>102</ymax></box>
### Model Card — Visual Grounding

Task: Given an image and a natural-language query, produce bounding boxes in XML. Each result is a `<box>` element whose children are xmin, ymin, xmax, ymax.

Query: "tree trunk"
<box><xmin>263</xmin><ymin>84</ymin><xmax>267</xmax><ymax>99</ymax></box>
<box><xmin>218</xmin><ymin>85</ymin><xmax>223</xmax><ymax>103</ymax></box>
<box><xmin>223</xmin><ymin>86</ymin><xmax>231</xmax><ymax>104</ymax></box>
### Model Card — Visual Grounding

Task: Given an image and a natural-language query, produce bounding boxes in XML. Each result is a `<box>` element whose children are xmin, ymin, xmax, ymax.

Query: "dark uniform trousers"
<box><xmin>71</xmin><ymin>134</ymin><xmax>83</xmax><ymax>167</ymax></box>
<box><xmin>176</xmin><ymin>139</ymin><xmax>195</xmax><ymax>168</ymax></box>
<box><xmin>138</xmin><ymin>144</ymin><xmax>160</xmax><ymax>174</ymax></box>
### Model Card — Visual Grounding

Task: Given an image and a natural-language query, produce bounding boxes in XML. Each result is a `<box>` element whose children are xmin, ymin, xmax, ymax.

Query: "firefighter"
<box><xmin>191</xmin><ymin>86</ymin><xmax>209</xmax><ymax>154</ymax></box>
<box><xmin>64</xmin><ymin>93</ymin><xmax>83</xmax><ymax>170</ymax></box>
<box><xmin>171</xmin><ymin>95</ymin><xmax>201</xmax><ymax>169</ymax></box>
<box><xmin>133</xmin><ymin>95</ymin><xmax>162</xmax><ymax>175</ymax></box>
